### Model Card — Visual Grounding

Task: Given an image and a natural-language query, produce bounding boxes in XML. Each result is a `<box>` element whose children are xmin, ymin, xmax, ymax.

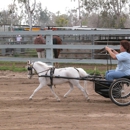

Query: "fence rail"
<box><xmin>0</xmin><ymin>29</ymin><xmax>130</xmax><ymax>64</ymax></box>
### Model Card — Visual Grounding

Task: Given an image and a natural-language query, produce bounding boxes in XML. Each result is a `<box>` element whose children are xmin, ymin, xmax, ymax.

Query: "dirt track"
<box><xmin>0</xmin><ymin>71</ymin><xmax>130</xmax><ymax>130</ymax></box>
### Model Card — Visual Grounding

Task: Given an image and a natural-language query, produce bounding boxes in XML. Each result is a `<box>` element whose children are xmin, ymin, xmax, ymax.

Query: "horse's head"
<box><xmin>26</xmin><ymin>60</ymin><xmax>53</xmax><ymax>79</ymax></box>
<box><xmin>26</xmin><ymin>60</ymin><xmax>36</xmax><ymax>79</ymax></box>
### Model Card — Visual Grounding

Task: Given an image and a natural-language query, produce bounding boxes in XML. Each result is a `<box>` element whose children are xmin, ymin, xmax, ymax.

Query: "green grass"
<box><xmin>0</xmin><ymin>62</ymin><xmax>27</xmax><ymax>72</ymax></box>
<box><xmin>0</xmin><ymin>66</ymin><xmax>26</xmax><ymax>72</ymax></box>
<box><xmin>85</xmin><ymin>69</ymin><xmax>106</xmax><ymax>76</ymax></box>
<box><xmin>0</xmin><ymin>61</ymin><xmax>108</xmax><ymax>75</ymax></box>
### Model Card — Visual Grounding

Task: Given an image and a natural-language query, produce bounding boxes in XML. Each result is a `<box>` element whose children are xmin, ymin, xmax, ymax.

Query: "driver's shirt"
<box><xmin>116</xmin><ymin>52</ymin><xmax>130</xmax><ymax>75</ymax></box>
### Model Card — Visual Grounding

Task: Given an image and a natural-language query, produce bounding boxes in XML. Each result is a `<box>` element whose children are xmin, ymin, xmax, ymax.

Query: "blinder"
<box><xmin>27</xmin><ymin>66</ymin><xmax>33</xmax><ymax>76</ymax></box>
<box><xmin>28</xmin><ymin>66</ymin><xmax>32</xmax><ymax>71</ymax></box>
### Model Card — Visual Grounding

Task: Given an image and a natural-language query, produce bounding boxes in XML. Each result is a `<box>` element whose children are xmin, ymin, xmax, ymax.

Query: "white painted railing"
<box><xmin>0</xmin><ymin>29</ymin><xmax>130</xmax><ymax>64</ymax></box>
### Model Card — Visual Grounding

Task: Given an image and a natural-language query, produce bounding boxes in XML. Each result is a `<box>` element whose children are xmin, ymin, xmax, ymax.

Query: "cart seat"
<box><xmin>121</xmin><ymin>75</ymin><xmax>130</xmax><ymax>79</ymax></box>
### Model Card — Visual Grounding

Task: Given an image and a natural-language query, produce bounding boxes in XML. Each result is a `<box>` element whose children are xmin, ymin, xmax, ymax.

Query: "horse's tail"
<box><xmin>76</xmin><ymin>68</ymin><xmax>89</xmax><ymax>77</ymax></box>
<box><xmin>76</xmin><ymin>68</ymin><xmax>89</xmax><ymax>95</ymax></box>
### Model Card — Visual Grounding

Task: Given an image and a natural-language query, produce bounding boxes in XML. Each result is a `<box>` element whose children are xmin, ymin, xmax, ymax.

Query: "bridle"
<box><xmin>27</xmin><ymin>63</ymin><xmax>54</xmax><ymax>77</ymax></box>
<box><xmin>27</xmin><ymin>62</ymin><xmax>35</xmax><ymax>76</ymax></box>
<box><xmin>27</xmin><ymin>62</ymin><xmax>55</xmax><ymax>86</ymax></box>
<box><xmin>27</xmin><ymin>63</ymin><xmax>34</xmax><ymax>76</ymax></box>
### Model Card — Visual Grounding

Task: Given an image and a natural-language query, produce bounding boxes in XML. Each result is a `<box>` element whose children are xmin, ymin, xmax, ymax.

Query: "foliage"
<box><xmin>86</xmin><ymin>66</ymin><xmax>105</xmax><ymax>76</ymax></box>
<box><xmin>32</xmin><ymin>3</ymin><xmax>51</xmax><ymax>27</ymax></box>
<box><xmin>0</xmin><ymin>6</ymin><xmax>21</xmax><ymax>25</ymax></box>
<box><xmin>55</xmin><ymin>15</ymin><xmax>68</xmax><ymax>26</ymax></box>
<box><xmin>0</xmin><ymin>0</ymin><xmax>130</xmax><ymax>28</ymax></box>
<box><xmin>17</xmin><ymin>0</ymin><xmax>36</xmax><ymax>30</ymax></box>
<box><xmin>82</xmin><ymin>0</ymin><xmax>130</xmax><ymax>28</ymax></box>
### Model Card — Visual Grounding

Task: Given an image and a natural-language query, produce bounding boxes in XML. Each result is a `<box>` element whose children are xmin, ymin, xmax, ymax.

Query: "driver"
<box><xmin>105</xmin><ymin>40</ymin><xmax>130</xmax><ymax>81</ymax></box>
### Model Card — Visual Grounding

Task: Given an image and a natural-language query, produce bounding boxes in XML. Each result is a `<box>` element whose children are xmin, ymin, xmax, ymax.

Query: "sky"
<box><xmin>0</xmin><ymin>0</ymin><xmax>78</xmax><ymax>14</ymax></box>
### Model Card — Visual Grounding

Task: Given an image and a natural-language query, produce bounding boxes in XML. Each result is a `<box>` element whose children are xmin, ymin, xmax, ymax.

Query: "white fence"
<box><xmin>0</xmin><ymin>29</ymin><xmax>130</xmax><ymax>65</ymax></box>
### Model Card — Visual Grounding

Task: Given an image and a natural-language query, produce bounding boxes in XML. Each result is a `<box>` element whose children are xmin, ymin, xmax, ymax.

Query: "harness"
<box><xmin>45</xmin><ymin>67</ymin><xmax>55</xmax><ymax>87</ymax></box>
<box><xmin>28</xmin><ymin>65</ymin><xmax>55</xmax><ymax>87</ymax></box>
<box><xmin>28</xmin><ymin>64</ymin><xmax>81</xmax><ymax>86</ymax></box>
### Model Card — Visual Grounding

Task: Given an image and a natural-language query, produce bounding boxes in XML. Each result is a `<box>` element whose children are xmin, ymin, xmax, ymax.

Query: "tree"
<box><xmin>0</xmin><ymin>7</ymin><xmax>22</xmax><ymax>30</ymax></box>
<box><xmin>33</xmin><ymin>3</ymin><xmax>51</xmax><ymax>28</ymax></box>
<box><xmin>66</xmin><ymin>10</ymin><xmax>79</xmax><ymax>26</ymax></box>
<box><xmin>71</xmin><ymin>0</ymin><xmax>84</xmax><ymax>27</ymax></box>
<box><xmin>82</xmin><ymin>0</ymin><xmax>130</xmax><ymax>28</ymax></box>
<box><xmin>38</xmin><ymin>9</ymin><xmax>51</xmax><ymax>27</ymax></box>
<box><xmin>15</xmin><ymin>0</ymin><xmax>53</xmax><ymax>29</ymax></box>
<box><xmin>8</xmin><ymin>1</ymin><xmax>23</xmax><ymax>31</ymax></box>
<box><xmin>0</xmin><ymin>0</ymin><xmax>22</xmax><ymax>31</ymax></box>
<box><xmin>55</xmin><ymin>15</ymin><xmax>68</xmax><ymax>27</ymax></box>
<box><xmin>16</xmin><ymin>0</ymin><xmax>36</xmax><ymax>30</ymax></box>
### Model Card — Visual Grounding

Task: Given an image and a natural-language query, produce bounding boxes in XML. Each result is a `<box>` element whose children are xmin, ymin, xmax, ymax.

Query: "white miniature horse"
<box><xmin>27</xmin><ymin>60</ymin><xmax>89</xmax><ymax>101</ymax></box>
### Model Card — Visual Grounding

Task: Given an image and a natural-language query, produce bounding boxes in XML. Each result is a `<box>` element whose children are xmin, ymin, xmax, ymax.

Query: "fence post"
<box><xmin>46</xmin><ymin>34</ymin><xmax>53</xmax><ymax>65</ymax></box>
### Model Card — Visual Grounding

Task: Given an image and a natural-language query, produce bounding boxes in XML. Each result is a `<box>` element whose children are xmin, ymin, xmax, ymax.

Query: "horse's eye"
<box><xmin>28</xmin><ymin>67</ymin><xmax>32</xmax><ymax>70</ymax></box>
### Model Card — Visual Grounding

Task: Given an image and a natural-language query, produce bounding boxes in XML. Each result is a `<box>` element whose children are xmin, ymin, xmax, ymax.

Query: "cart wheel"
<box><xmin>109</xmin><ymin>78</ymin><xmax>130</xmax><ymax>106</ymax></box>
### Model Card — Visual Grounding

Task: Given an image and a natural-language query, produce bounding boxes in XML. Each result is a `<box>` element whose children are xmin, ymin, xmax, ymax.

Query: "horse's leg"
<box><xmin>53</xmin><ymin>49</ymin><xmax>58</xmax><ymax>58</ymax></box>
<box><xmin>53</xmin><ymin>38</ymin><xmax>59</xmax><ymax>68</ymax></box>
<box><xmin>29</xmin><ymin>83</ymin><xmax>44</xmax><ymax>100</ymax></box>
<box><xmin>75</xmin><ymin>82</ymin><xmax>89</xmax><ymax>100</ymax></box>
<box><xmin>64</xmin><ymin>82</ymin><xmax>74</xmax><ymax>98</ymax></box>
<box><xmin>49</xmin><ymin>85</ymin><xmax>60</xmax><ymax>101</ymax></box>
<box><xmin>54</xmin><ymin>49</ymin><xmax>60</xmax><ymax>68</ymax></box>
<box><xmin>53</xmin><ymin>49</ymin><xmax>59</xmax><ymax>68</ymax></box>
<box><xmin>56</xmin><ymin>49</ymin><xmax>61</xmax><ymax>68</ymax></box>
<box><xmin>84</xmin><ymin>81</ymin><xmax>89</xmax><ymax>95</ymax></box>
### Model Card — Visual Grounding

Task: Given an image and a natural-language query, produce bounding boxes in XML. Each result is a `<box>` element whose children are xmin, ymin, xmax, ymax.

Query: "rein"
<box><xmin>98</xmin><ymin>47</ymin><xmax>112</xmax><ymax>71</ymax></box>
<box><xmin>28</xmin><ymin>67</ymin><xmax>52</xmax><ymax>76</ymax></box>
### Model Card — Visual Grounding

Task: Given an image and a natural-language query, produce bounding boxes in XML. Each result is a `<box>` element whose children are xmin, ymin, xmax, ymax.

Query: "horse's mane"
<box><xmin>36</xmin><ymin>61</ymin><xmax>53</xmax><ymax>68</ymax></box>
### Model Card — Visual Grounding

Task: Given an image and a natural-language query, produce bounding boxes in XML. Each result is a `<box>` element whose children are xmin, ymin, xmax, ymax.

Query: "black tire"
<box><xmin>109</xmin><ymin>78</ymin><xmax>130</xmax><ymax>106</ymax></box>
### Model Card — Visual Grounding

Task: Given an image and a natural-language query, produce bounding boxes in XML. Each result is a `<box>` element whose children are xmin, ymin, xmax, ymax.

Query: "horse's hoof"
<box><xmin>87</xmin><ymin>97</ymin><xmax>90</xmax><ymax>101</ymax></box>
<box><xmin>64</xmin><ymin>94</ymin><xmax>67</xmax><ymax>98</ymax></box>
<box><xmin>29</xmin><ymin>97</ymin><xmax>32</xmax><ymax>100</ymax></box>
<box><xmin>57</xmin><ymin>99</ymin><xmax>60</xmax><ymax>102</ymax></box>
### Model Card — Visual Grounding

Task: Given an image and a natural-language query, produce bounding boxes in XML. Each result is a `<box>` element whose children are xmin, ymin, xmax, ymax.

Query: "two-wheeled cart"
<box><xmin>76</xmin><ymin>75</ymin><xmax>130</xmax><ymax>106</ymax></box>
<box><xmin>42</xmin><ymin>74</ymin><xmax>130</xmax><ymax>106</ymax></box>
<box><xmin>85</xmin><ymin>75</ymin><xmax>130</xmax><ymax>106</ymax></box>
<box><xmin>88</xmin><ymin>47</ymin><xmax>130</xmax><ymax>106</ymax></box>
